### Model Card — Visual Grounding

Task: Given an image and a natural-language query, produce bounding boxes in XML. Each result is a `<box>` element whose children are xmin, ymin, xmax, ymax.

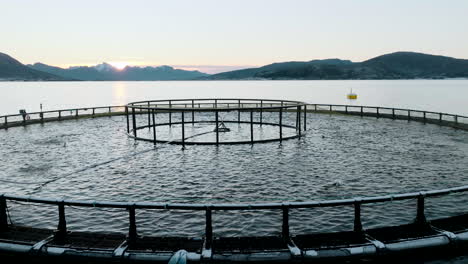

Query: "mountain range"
<box><xmin>28</xmin><ymin>62</ymin><xmax>208</xmax><ymax>81</ymax></box>
<box><xmin>205</xmin><ymin>52</ymin><xmax>468</xmax><ymax>80</ymax></box>
<box><xmin>0</xmin><ymin>53</ymin><xmax>67</xmax><ymax>81</ymax></box>
<box><xmin>1</xmin><ymin>51</ymin><xmax>468</xmax><ymax>81</ymax></box>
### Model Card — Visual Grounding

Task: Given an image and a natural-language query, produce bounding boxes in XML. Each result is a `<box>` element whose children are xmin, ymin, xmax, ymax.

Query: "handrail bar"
<box><xmin>3</xmin><ymin>184</ymin><xmax>468</xmax><ymax>210</ymax></box>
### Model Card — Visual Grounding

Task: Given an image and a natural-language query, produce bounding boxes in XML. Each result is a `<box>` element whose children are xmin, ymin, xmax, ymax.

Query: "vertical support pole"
<box><xmin>152</xmin><ymin>109</ymin><xmax>156</xmax><ymax>145</ymax></box>
<box><xmin>314</xmin><ymin>104</ymin><xmax>317</xmax><ymax>111</ymax></box>
<box><xmin>132</xmin><ymin>107</ymin><xmax>137</xmax><ymax>137</ymax></box>
<box><xmin>376</xmin><ymin>107</ymin><xmax>380</xmax><ymax>118</ymax></box>
<box><xmin>147</xmin><ymin>102</ymin><xmax>151</xmax><ymax>129</ymax></box>
<box><xmin>0</xmin><ymin>196</ymin><xmax>8</xmax><ymax>232</ymax></box>
<box><xmin>354</xmin><ymin>201</ymin><xmax>363</xmax><ymax>232</ymax></box>
<box><xmin>215</xmin><ymin>110</ymin><xmax>219</xmax><ymax>146</ymax></box>
<box><xmin>128</xmin><ymin>205</ymin><xmax>137</xmax><ymax>244</ymax></box>
<box><xmin>260</xmin><ymin>100</ymin><xmax>263</xmax><ymax>127</ymax></box>
<box><xmin>108</xmin><ymin>106</ymin><xmax>111</xmax><ymax>113</ymax></box>
<box><xmin>92</xmin><ymin>108</ymin><xmax>95</xmax><ymax>117</ymax></box>
<box><xmin>345</xmin><ymin>105</ymin><xmax>348</xmax><ymax>114</ymax></box>
<box><xmin>205</xmin><ymin>208</ymin><xmax>213</xmax><ymax>249</ymax></box>
<box><xmin>126</xmin><ymin>106</ymin><xmax>130</xmax><ymax>133</ymax></box>
<box><xmin>303</xmin><ymin>105</ymin><xmax>307</xmax><ymax>131</ymax></box>
<box><xmin>238</xmin><ymin>99</ymin><xmax>241</xmax><ymax>124</ymax></box>
<box><xmin>329</xmin><ymin>105</ymin><xmax>332</xmax><ymax>111</ymax></box>
<box><xmin>40</xmin><ymin>111</ymin><xmax>44</xmax><ymax>123</ymax></box>
<box><xmin>455</xmin><ymin>115</ymin><xmax>458</xmax><ymax>124</ymax></box>
<box><xmin>297</xmin><ymin>106</ymin><xmax>301</xmax><ymax>136</ymax></box>
<box><xmin>279</xmin><ymin>107</ymin><xmax>283</xmax><ymax>142</ymax></box>
<box><xmin>56</xmin><ymin>202</ymin><xmax>67</xmax><ymax>241</ymax></box>
<box><xmin>58</xmin><ymin>111</ymin><xmax>62</xmax><ymax>120</ymax></box>
<box><xmin>4</xmin><ymin>117</ymin><xmax>7</xmax><ymax>129</ymax></box>
<box><xmin>415</xmin><ymin>194</ymin><xmax>427</xmax><ymax>224</ymax></box>
<box><xmin>75</xmin><ymin>109</ymin><xmax>78</xmax><ymax>118</ymax></box>
<box><xmin>423</xmin><ymin>112</ymin><xmax>426</xmax><ymax>123</ymax></box>
<box><xmin>169</xmin><ymin>100</ymin><xmax>172</xmax><ymax>126</ymax></box>
<box><xmin>439</xmin><ymin>113</ymin><xmax>443</xmax><ymax>123</ymax></box>
<box><xmin>360</xmin><ymin>106</ymin><xmax>363</xmax><ymax>117</ymax></box>
<box><xmin>181</xmin><ymin>111</ymin><xmax>185</xmax><ymax>149</ymax></box>
<box><xmin>250</xmin><ymin>110</ymin><xmax>254</xmax><ymax>144</ymax></box>
<box><xmin>392</xmin><ymin>109</ymin><xmax>395</xmax><ymax>119</ymax></box>
<box><xmin>282</xmin><ymin>206</ymin><xmax>289</xmax><ymax>239</ymax></box>
<box><xmin>408</xmin><ymin>110</ymin><xmax>411</xmax><ymax>121</ymax></box>
<box><xmin>192</xmin><ymin>100</ymin><xmax>195</xmax><ymax>125</ymax></box>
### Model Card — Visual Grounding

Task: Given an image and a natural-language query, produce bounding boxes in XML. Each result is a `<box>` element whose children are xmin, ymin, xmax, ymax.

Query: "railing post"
<box><xmin>279</xmin><ymin>107</ymin><xmax>283</xmax><ymax>142</ymax></box>
<box><xmin>329</xmin><ymin>105</ymin><xmax>332</xmax><ymax>111</ymax></box>
<box><xmin>423</xmin><ymin>112</ymin><xmax>426</xmax><ymax>123</ymax></box>
<box><xmin>408</xmin><ymin>110</ymin><xmax>411</xmax><ymax>121</ymax></box>
<box><xmin>392</xmin><ymin>109</ymin><xmax>395</xmax><ymax>119</ymax></box>
<box><xmin>376</xmin><ymin>107</ymin><xmax>379</xmax><ymax>118</ymax></box>
<box><xmin>92</xmin><ymin>108</ymin><xmax>95</xmax><ymax>117</ymax></box>
<box><xmin>314</xmin><ymin>104</ymin><xmax>317</xmax><ymax>111</ymax></box>
<box><xmin>152</xmin><ymin>109</ymin><xmax>157</xmax><ymax>145</ymax></box>
<box><xmin>132</xmin><ymin>108</ymin><xmax>137</xmax><ymax>137</ymax></box>
<box><xmin>205</xmin><ymin>208</ymin><xmax>213</xmax><ymax>249</ymax></box>
<box><xmin>215</xmin><ymin>110</ymin><xmax>219</xmax><ymax>146</ymax></box>
<box><xmin>147</xmin><ymin>102</ymin><xmax>151</xmax><ymax>129</ymax></box>
<box><xmin>0</xmin><ymin>196</ymin><xmax>8</xmax><ymax>232</ymax></box>
<box><xmin>415</xmin><ymin>194</ymin><xmax>427</xmax><ymax>225</ymax></box>
<box><xmin>40</xmin><ymin>112</ymin><xmax>44</xmax><ymax>123</ymax></box>
<box><xmin>238</xmin><ymin>99</ymin><xmax>241</xmax><ymax>124</ymax></box>
<box><xmin>282</xmin><ymin>206</ymin><xmax>290</xmax><ymax>239</ymax></box>
<box><xmin>108</xmin><ymin>106</ymin><xmax>111</xmax><ymax>113</ymax></box>
<box><xmin>297</xmin><ymin>106</ymin><xmax>301</xmax><ymax>136</ymax></box>
<box><xmin>181</xmin><ymin>111</ymin><xmax>185</xmax><ymax>149</ymax></box>
<box><xmin>128</xmin><ymin>205</ymin><xmax>137</xmax><ymax>244</ymax></box>
<box><xmin>439</xmin><ymin>113</ymin><xmax>442</xmax><ymax>123</ymax></box>
<box><xmin>55</xmin><ymin>202</ymin><xmax>67</xmax><ymax>242</ymax></box>
<box><xmin>250</xmin><ymin>110</ymin><xmax>254</xmax><ymax>144</ymax></box>
<box><xmin>126</xmin><ymin>107</ymin><xmax>130</xmax><ymax>133</ymax></box>
<box><xmin>455</xmin><ymin>115</ymin><xmax>458</xmax><ymax>124</ymax></box>
<box><xmin>75</xmin><ymin>109</ymin><xmax>78</xmax><ymax>118</ymax></box>
<box><xmin>345</xmin><ymin>105</ymin><xmax>348</xmax><ymax>114</ymax></box>
<box><xmin>192</xmin><ymin>100</ymin><xmax>195</xmax><ymax>125</ymax></box>
<box><xmin>58</xmin><ymin>111</ymin><xmax>62</xmax><ymax>120</ymax></box>
<box><xmin>4</xmin><ymin>117</ymin><xmax>8</xmax><ymax>129</ymax></box>
<box><xmin>169</xmin><ymin>100</ymin><xmax>172</xmax><ymax>126</ymax></box>
<box><xmin>303</xmin><ymin>105</ymin><xmax>307</xmax><ymax>131</ymax></box>
<box><xmin>360</xmin><ymin>106</ymin><xmax>363</xmax><ymax>117</ymax></box>
<box><xmin>260</xmin><ymin>100</ymin><xmax>263</xmax><ymax>127</ymax></box>
<box><xmin>354</xmin><ymin>200</ymin><xmax>363</xmax><ymax>232</ymax></box>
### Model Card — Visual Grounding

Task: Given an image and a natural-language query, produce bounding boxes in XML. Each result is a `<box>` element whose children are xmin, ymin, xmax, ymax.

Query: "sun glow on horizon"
<box><xmin>108</xmin><ymin>62</ymin><xmax>129</xmax><ymax>70</ymax></box>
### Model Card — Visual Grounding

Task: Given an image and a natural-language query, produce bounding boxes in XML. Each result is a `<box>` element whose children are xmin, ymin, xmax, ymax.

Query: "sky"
<box><xmin>2</xmin><ymin>0</ymin><xmax>468</xmax><ymax>74</ymax></box>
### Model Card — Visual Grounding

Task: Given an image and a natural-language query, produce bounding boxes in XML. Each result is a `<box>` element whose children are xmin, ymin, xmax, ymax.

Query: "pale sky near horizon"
<box><xmin>2</xmin><ymin>0</ymin><xmax>468</xmax><ymax>73</ymax></box>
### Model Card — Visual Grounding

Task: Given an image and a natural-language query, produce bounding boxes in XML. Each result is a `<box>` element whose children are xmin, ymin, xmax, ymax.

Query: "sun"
<box><xmin>108</xmin><ymin>62</ymin><xmax>129</xmax><ymax>70</ymax></box>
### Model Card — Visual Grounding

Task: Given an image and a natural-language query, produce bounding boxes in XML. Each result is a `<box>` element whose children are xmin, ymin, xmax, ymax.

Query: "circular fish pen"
<box><xmin>0</xmin><ymin>102</ymin><xmax>468</xmax><ymax>263</ymax></box>
<box><xmin>125</xmin><ymin>99</ymin><xmax>308</xmax><ymax>146</ymax></box>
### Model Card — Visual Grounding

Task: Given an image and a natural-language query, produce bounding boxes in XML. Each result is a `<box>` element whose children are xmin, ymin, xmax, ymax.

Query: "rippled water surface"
<box><xmin>1</xmin><ymin>113</ymin><xmax>468</xmax><ymax>237</ymax></box>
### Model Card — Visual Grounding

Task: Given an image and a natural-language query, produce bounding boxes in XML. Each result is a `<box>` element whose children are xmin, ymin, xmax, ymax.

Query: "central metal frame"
<box><xmin>125</xmin><ymin>99</ymin><xmax>308</xmax><ymax>146</ymax></box>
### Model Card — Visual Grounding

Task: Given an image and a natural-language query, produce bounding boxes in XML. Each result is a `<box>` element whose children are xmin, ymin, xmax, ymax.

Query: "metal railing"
<box><xmin>2</xmin><ymin>185</ymin><xmax>468</xmax><ymax>246</ymax></box>
<box><xmin>0</xmin><ymin>105</ymin><xmax>126</xmax><ymax>129</ymax></box>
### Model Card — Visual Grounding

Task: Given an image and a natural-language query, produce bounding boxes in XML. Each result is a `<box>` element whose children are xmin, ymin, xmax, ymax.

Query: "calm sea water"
<box><xmin>0</xmin><ymin>80</ymin><xmax>467</xmax><ymax>116</ymax></box>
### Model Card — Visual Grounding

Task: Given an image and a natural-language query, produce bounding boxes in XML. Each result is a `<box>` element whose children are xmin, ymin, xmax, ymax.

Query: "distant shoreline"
<box><xmin>1</xmin><ymin>78</ymin><xmax>468</xmax><ymax>82</ymax></box>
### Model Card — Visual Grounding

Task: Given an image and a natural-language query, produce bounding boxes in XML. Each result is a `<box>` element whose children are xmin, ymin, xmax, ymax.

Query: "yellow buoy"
<box><xmin>347</xmin><ymin>89</ymin><xmax>357</xmax><ymax>100</ymax></box>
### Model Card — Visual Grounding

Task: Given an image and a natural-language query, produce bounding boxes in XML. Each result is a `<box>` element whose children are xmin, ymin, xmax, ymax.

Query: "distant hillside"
<box><xmin>29</xmin><ymin>62</ymin><xmax>209</xmax><ymax>81</ymax></box>
<box><xmin>205</xmin><ymin>52</ymin><xmax>468</xmax><ymax>80</ymax></box>
<box><xmin>0</xmin><ymin>52</ymin><xmax>67</xmax><ymax>81</ymax></box>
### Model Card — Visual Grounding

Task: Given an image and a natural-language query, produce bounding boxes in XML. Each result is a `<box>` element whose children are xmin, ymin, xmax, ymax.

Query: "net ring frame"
<box><xmin>125</xmin><ymin>98</ymin><xmax>308</xmax><ymax>145</ymax></box>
